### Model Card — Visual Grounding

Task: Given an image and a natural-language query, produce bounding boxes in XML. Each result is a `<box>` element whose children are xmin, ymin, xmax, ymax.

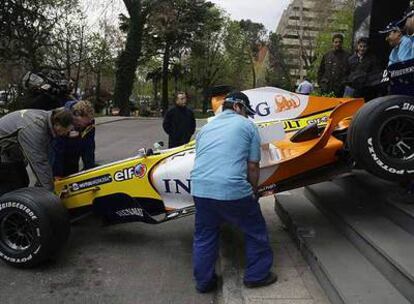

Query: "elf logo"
<box><xmin>114</xmin><ymin>164</ymin><xmax>147</xmax><ymax>182</ymax></box>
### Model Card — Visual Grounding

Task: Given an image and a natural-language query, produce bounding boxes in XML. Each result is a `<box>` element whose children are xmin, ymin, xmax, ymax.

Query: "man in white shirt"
<box><xmin>296</xmin><ymin>78</ymin><xmax>314</xmax><ymax>95</ymax></box>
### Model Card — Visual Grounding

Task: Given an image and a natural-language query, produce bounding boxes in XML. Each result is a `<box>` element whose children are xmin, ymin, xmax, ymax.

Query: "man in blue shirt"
<box><xmin>380</xmin><ymin>21</ymin><xmax>413</xmax><ymax>66</ymax></box>
<box><xmin>190</xmin><ymin>91</ymin><xmax>275</xmax><ymax>293</ymax></box>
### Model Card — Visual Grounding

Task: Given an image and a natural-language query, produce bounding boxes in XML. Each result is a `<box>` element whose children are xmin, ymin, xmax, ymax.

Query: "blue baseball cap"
<box><xmin>224</xmin><ymin>91</ymin><xmax>256</xmax><ymax>116</ymax></box>
<box><xmin>379</xmin><ymin>21</ymin><xmax>402</xmax><ymax>34</ymax></box>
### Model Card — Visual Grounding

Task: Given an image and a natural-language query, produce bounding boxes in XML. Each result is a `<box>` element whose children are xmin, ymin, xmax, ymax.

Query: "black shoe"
<box><xmin>243</xmin><ymin>272</ymin><xmax>278</xmax><ymax>288</ymax></box>
<box><xmin>196</xmin><ymin>275</ymin><xmax>219</xmax><ymax>293</ymax></box>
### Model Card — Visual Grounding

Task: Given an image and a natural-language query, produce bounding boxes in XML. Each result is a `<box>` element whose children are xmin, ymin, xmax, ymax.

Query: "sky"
<box><xmin>83</xmin><ymin>0</ymin><xmax>292</xmax><ymax>33</ymax></box>
<box><xmin>209</xmin><ymin>0</ymin><xmax>292</xmax><ymax>32</ymax></box>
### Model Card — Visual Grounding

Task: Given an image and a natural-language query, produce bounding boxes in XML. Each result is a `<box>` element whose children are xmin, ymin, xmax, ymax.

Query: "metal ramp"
<box><xmin>275</xmin><ymin>171</ymin><xmax>414</xmax><ymax>304</ymax></box>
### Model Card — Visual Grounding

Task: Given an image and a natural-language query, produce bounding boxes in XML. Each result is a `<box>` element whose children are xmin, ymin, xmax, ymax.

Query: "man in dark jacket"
<box><xmin>52</xmin><ymin>100</ymin><xmax>95</xmax><ymax>177</ymax></box>
<box><xmin>163</xmin><ymin>92</ymin><xmax>196</xmax><ymax>148</ymax></box>
<box><xmin>0</xmin><ymin>109</ymin><xmax>73</xmax><ymax>194</ymax></box>
<box><xmin>345</xmin><ymin>37</ymin><xmax>379</xmax><ymax>100</ymax></box>
<box><xmin>317</xmin><ymin>33</ymin><xmax>350</xmax><ymax>97</ymax></box>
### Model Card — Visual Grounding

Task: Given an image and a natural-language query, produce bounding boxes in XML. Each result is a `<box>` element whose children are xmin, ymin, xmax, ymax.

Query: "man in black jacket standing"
<box><xmin>163</xmin><ymin>92</ymin><xmax>196</xmax><ymax>148</ymax></box>
<box><xmin>317</xmin><ymin>33</ymin><xmax>350</xmax><ymax>97</ymax></box>
<box><xmin>344</xmin><ymin>37</ymin><xmax>379</xmax><ymax>100</ymax></box>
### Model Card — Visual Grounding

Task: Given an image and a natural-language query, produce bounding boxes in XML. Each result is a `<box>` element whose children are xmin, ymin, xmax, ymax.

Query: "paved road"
<box><xmin>0</xmin><ymin>118</ymin><xmax>214</xmax><ymax>304</ymax></box>
<box><xmin>0</xmin><ymin>118</ymin><xmax>328</xmax><ymax>304</ymax></box>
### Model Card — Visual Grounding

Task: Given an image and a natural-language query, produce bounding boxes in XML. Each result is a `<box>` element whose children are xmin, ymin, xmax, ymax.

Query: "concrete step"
<box><xmin>275</xmin><ymin>190</ymin><xmax>409</xmax><ymax>304</ymax></box>
<box><xmin>305</xmin><ymin>176</ymin><xmax>414</xmax><ymax>303</ymax></box>
<box><xmin>336</xmin><ymin>171</ymin><xmax>414</xmax><ymax>236</ymax></box>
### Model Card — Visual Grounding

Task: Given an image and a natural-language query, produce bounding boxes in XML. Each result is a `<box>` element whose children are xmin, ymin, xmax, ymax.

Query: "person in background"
<box><xmin>163</xmin><ymin>92</ymin><xmax>196</xmax><ymax>148</ymax></box>
<box><xmin>380</xmin><ymin>21</ymin><xmax>412</xmax><ymax>66</ymax></box>
<box><xmin>295</xmin><ymin>77</ymin><xmax>314</xmax><ymax>95</ymax></box>
<box><xmin>0</xmin><ymin>108</ymin><xmax>73</xmax><ymax>194</ymax></box>
<box><xmin>190</xmin><ymin>91</ymin><xmax>275</xmax><ymax>293</ymax></box>
<box><xmin>52</xmin><ymin>100</ymin><xmax>95</xmax><ymax>177</ymax></box>
<box><xmin>317</xmin><ymin>33</ymin><xmax>350</xmax><ymax>97</ymax></box>
<box><xmin>344</xmin><ymin>37</ymin><xmax>379</xmax><ymax>100</ymax></box>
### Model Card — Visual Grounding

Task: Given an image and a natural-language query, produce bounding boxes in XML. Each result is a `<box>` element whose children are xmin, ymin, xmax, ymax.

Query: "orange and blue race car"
<box><xmin>0</xmin><ymin>86</ymin><xmax>413</xmax><ymax>267</ymax></box>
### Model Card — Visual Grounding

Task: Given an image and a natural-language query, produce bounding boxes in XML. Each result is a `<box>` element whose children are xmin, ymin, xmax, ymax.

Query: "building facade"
<box><xmin>276</xmin><ymin>0</ymin><xmax>345</xmax><ymax>82</ymax></box>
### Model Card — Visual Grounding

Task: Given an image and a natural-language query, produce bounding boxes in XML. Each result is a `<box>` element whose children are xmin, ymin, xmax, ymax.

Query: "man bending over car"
<box><xmin>0</xmin><ymin>108</ymin><xmax>73</xmax><ymax>195</ymax></box>
<box><xmin>190</xmin><ymin>91</ymin><xmax>276</xmax><ymax>293</ymax></box>
<box><xmin>52</xmin><ymin>100</ymin><xmax>95</xmax><ymax>177</ymax></box>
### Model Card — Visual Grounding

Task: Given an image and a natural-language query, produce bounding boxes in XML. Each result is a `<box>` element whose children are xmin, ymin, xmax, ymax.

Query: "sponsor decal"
<box><xmin>0</xmin><ymin>251</ymin><xmax>34</xmax><ymax>263</ymax></box>
<box><xmin>134</xmin><ymin>164</ymin><xmax>147</xmax><ymax>178</ymax></box>
<box><xmin>307</xmin><ymin>116</ymin><xmax>329</xmax><ymax>125</ymax></box>
<box><xmin>258</xmin><ymin>112</ymin><xmax>330</xmax><ymax>132</ymax></box>
<box><xmin>389</xmin><ymin>66</ymin><xmax>414</xmax><ymax>78</ymax></box>
<box><xmin>170</xmin><ymin>150</ymin><xmax>195</xmax><ymax>161</ymax></box>
<box><xmin>163</xmin><ymin>179</ymin><xmax>191</xmax><ymax>194</ymax></box>
<box><xmin>402</xmin><ymin>102</ymin><xmax>414</xmax><ymax>112</ymax></box>
<box><xmin>258</xmin><ymin>184</ymin><xmax>280</xmax><ymax>197</ymax></box>
<box><xmin>274</xmin><ymin>94</ymin><xmax>300</xmax><ymax>113</ymax></box>
<box><xmin>258</xmin><ymin>183</ymin><xmax>278</xmax><ymax>193</ymax></box>
<box><xmin>114</xmin><ymin>164</ymin><xmax>147</xmax><ymax>182</ymax></box>
<box><xmin>116</xmin><ymin>208</ymin><xmax>144</xmax><ymax>217</ymax></box>
<box><xmin>0</xmin><ymin>202</ymin><xmax>38</xmax><ymax>220</ymax></box>
<box><xmin>380</xmin><ymin>69</ymin><xmax>390</xmax><ymax>83</ymax></box>
<box><xmin>367</xmin><ymin>138</ymin><xmax>405</xmax><ymax>175</ymax></box>
<box><xmin>70</xmin><ymin>174</ymin><xmax>112</xmax><ymax>192</ymax></box>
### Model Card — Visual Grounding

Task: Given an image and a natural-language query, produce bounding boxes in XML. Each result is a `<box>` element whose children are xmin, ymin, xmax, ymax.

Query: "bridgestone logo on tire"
<box><xmin>367</xmin><ymin>138</ymin><xmax>405</xmax><ymax>175</ymax></box>
<box><xmin>0</xmin><ymin>202</ymin><xmax>38</xmax><ymax>220</ymax></box>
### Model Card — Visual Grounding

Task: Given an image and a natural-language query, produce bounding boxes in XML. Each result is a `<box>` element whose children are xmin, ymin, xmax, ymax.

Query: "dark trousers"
<box><xmin>0</xmin><ymin>162</ymin><xmax>29</xmax><ymax>196</ymax></box>
<box><xmin>52</xmin><ymin>128</ymin><xmax>95</xmax><ymax>177</ymax></box>
<box><xmin>193</xmin><ymin>195</ymin><xmax>273</xmax><ymax>290</ymax></box>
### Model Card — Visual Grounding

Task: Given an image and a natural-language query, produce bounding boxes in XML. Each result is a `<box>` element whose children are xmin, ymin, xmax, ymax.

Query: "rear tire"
<box><xmin>0</xmin><ymin>187</ymin><xmax>70</xmax><ymax>268</ymax></box>
<box><xmin>348</xmin><ymin>95</ymin><xmax>414</xmax><ymax>182</ymax></box>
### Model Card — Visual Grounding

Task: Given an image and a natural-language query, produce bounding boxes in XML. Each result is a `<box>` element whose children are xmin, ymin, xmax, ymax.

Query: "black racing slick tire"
<box><xmin>348</xmin><ymin>95</ymin><xmax>414</xmax><ymax>182</ymax></box>
<box><xmin>0</xmin><ymin>187</ymin><xmax>70</xmax><ymax>268</ymax></box>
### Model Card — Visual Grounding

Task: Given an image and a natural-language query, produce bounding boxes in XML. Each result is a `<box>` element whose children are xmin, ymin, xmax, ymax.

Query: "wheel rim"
<box><xmin>0</xmin><ymin>211</ymin><xmax>36</xmax><ymax>251</ymax></box>
<box><xmin>379</xmin><ymin>115</ymin><xmax>414</xmax><ymax>161</ymax></box>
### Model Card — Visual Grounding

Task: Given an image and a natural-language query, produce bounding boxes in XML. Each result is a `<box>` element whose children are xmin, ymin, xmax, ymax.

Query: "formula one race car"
<box><xmin>0</xmin><ymin>86</ymin><xmax>413</xmax><ymax>267</ymax></box>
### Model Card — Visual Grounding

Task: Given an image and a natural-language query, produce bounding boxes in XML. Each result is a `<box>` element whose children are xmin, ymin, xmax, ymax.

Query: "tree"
<box><xmin>86</xmin><ymin>22</ymin><xmax>119</xmax><ymax>112</ymax></box>
<box><xmin>0</xmin><ymin>0</ymin><xmax>78</xmax><ymax>70</ymax></box>
<box><xmin>145</xmin><ymin>66</ymin><xmax>162</xmax><ymax>109</ymax></box>
<box><xmin>113</xmin><ymin>0</ymin><xmax>152</xmax><ymax>116</ymax></box>
<box><xmin>187</xmin><ymin>7</ymin><xmax>227</xmax><ymax>113</ymax></box>
<box><xmin>222</xmin><ymin>21</ymin><xmax>252</xmax><ymax>89</ymax></box>
<box><xmin>43</xmin><ymin>5</ymin><xmax>88</xmax><ymax>88</ymax></box>
<box><xmin>266</xmin><ymin>33</ymin><xmax>292</xmax><ymax>90</ymax></box>
<box><xmin>144</xmin><ymin>0</ymin><xmax>214</xmax><ymax>113</ymax></box>
<box><xmin>239</xmin><ymin>19</ymin><xmax>267</xmax><ymax>88</ymax></box>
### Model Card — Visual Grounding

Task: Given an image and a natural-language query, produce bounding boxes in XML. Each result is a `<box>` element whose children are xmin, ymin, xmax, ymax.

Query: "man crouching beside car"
<box><xmin>0</xmin><ymin>108</ymin><xmax>73</xmax><ymax>195</ymax></box>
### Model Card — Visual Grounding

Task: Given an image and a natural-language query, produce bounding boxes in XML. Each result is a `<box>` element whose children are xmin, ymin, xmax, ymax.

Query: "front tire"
<box><xmin>0</xmin><ymin>188</ymin><xmax>70</xmax><ymax>268</ymax></box>
<box><xmin>348</xmin><ymin>95</ymin><xmax>414</xmax><ymax>182</ymax></box>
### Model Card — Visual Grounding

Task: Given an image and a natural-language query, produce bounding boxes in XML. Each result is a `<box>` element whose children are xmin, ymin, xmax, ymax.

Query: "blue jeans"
<box><xmin>193</xmin><ymin>195</ymin><xmax>273</xmax><ymax>290</ymax></box>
